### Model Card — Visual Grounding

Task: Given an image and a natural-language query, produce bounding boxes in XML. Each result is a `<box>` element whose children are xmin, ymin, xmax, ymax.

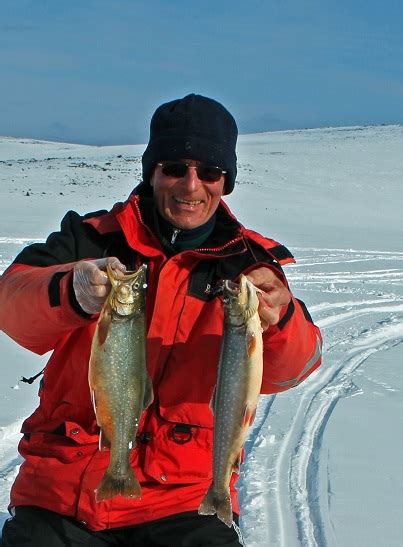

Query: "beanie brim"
<box><xmin>142</xmin><ymin>134</ymin><xmax>236</xmax><ymax>194</ymax></box>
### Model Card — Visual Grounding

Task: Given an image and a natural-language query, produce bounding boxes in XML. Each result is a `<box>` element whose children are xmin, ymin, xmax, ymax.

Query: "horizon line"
<box><xmin>1</xmin><ymin>122</ymin><xmax>402</xmax><ymax>148</ymax></box>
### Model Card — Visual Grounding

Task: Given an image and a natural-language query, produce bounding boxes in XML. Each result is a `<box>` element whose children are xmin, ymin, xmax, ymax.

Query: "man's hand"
<box><xmin>246</xmin><ymin>266</ymin><xmax>291</xmax><ymax>331</ymax></box>
<box><xmin>72</xmin><ymin>257</ymin><xmax>126</xmax><ymax>315</ymax></box>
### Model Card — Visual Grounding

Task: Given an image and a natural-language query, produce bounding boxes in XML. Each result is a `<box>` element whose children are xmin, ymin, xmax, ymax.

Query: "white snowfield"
<box><xmin>0</xmin><ymin>126</ymin><xmax>402</xmax><ymax>546</ymax></box>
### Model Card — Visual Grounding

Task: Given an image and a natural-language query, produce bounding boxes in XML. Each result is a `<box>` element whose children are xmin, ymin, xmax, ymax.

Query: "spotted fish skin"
<box><xmin>198</xmin><ymin>275</ymin><xmax>263</xmax><ymax>527</ymax></box>
<box><xmin>89</xmin><ymin>263</ymin><xmax>153</xmax><ymax>502</ymax></box>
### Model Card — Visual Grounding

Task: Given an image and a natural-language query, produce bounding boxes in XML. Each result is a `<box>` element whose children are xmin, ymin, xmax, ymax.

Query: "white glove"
<box><xmin>72</xmin><ymin>257</ymin><xmax>126</xmax><ymax>314</ymax></box>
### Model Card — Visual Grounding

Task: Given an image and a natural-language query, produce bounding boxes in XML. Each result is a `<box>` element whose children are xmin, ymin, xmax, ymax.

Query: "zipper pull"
<box><xmin>171</xmin><ymin>228</ymin><xmax>181</xmax><ymax>244</ymax></box>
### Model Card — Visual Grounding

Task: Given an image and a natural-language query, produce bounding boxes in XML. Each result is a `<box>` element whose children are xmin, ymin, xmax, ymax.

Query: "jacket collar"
<box><xmin>84</xmin><ymin>194</ymin><xmax>248</xmax><ymax>259</ymax></box>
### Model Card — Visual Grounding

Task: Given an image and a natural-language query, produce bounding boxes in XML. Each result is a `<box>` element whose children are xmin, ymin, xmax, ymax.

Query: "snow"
<box><xmin>1</xmin><ymin>126</ymin><xmax>402</xmax><ymax>545</ymax></box>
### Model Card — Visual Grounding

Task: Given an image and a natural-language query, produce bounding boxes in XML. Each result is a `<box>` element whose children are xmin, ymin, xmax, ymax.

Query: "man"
<box><xmin>0</xmin><ymin>94</ymin><xmax>322</xmax><ymax>546</ymax></box>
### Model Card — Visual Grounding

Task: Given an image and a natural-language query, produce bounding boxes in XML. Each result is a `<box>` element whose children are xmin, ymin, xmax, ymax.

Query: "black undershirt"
<box><xmin>153</xmin><ymin>209</ymin><xmax>216</xmax><ymax>254</ymax></box>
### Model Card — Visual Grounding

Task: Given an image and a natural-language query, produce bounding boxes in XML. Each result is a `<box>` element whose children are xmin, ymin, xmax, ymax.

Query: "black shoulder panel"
<box><xmin>188</xmin><ymin>260</ymin><xmax>220</xmax><ymax>301</ymax></box>
<box><xmin>12</xmin><ymin>209</ymin><xmax>138</xmax><ymax>270</ymax></box>
<box><xmin>14</xmin><ymin>210</ymin><xmax>108</xmax><ymax>267</ymax></box>
<box><xmin>268</xmin><ymin>245</ymin><xmax>294</xmax><ymax>262</ymax></box>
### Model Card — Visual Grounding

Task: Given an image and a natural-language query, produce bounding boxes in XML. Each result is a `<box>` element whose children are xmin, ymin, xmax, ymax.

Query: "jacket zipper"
<box><xmin>171</xmin><ymin>228</ymin><xmax>181</xmax><ymax>244</ymax></box>
<box><xmin>132</xmin><ymin>196</ymin><xmax>244</xmax><ymax>256</ymax></box>
<box><xmin>194</xmin><ymin>236</ymin><xmax>243</xmax><ymax>254</ymax></box>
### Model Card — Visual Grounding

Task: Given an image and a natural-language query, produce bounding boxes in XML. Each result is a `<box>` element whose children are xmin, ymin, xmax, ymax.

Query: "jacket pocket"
<box><xmin>25</xmin><ymin>421</ymin><xmax>98</xmax><ymax>464</ymax></box>
<box><xmin>143</xmin><ymin>407</ymin><xmax>213</xmax><ymax>485</ymax></box>
<box><xmin>13</xmin><ymin>429</ymin><xmax>98</xmax><ymax>513</ymax></box>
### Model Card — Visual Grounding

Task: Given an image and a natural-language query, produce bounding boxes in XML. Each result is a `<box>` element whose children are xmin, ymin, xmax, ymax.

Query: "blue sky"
<box><xmin>1</xmin><ymin>0</ymin><xmax>403</xmax><ymax>144</ymax></box>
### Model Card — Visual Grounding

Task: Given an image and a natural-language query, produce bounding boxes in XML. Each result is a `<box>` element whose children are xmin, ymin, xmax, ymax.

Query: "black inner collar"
<box><xmin>136</xmin><ymin>194</ymin><xmax>241</xmax><ymax>253</ymax></box>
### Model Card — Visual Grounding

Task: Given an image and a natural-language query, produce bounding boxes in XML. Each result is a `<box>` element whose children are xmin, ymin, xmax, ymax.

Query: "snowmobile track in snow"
<box><xmin>239</xmin><ymin>247</ymin><xmax>403</xmax><ymax>547</ymax></box>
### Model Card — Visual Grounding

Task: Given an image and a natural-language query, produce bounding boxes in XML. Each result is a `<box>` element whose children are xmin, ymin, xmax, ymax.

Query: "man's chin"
<box><xmin>172</xmin><ymin>220</ymin><xmax>202</xmax><ymax>230</ymax></box>
<box><xmin>167</xmin><ymin>212</ymin><xmax>206</xmax><ymax>230</ymax></box>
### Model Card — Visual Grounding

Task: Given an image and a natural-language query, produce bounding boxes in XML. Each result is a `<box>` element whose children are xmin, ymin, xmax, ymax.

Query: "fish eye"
<box><xmin>133</xmin><ymin>282</ymin><xmax>140</xmax><ymax>289</ymax></box>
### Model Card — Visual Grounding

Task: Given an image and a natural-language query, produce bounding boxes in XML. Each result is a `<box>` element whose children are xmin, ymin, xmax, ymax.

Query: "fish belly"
<box><xmin>89</xmin><ymin>314</ymin><xmax>148</xmax><ymax>500</ymax></box>
<box><xmin>199</xmin><ymin>315</ymin><xmax>263</xmax><ymax>526</ymax></box>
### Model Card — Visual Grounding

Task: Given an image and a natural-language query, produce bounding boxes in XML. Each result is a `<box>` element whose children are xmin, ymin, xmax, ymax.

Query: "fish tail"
<box><xmin>95</xmin><ymin>467</ymin><xmax>141</xmax><ymax>502</ymax></box>
<box><xmin>198</xmin><ymin>486</ymin><xmax>233</xmax><ymax>528</ymax></box>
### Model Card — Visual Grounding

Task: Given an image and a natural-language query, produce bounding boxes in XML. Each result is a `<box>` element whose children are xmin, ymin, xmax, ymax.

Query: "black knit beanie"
<box><xmin>142</xmin><ymin>94</ymin><xmax>238</xmax><ymax>194</ymax></box>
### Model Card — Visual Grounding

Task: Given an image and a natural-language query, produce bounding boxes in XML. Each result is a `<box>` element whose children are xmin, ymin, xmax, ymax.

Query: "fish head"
<box><xmin>223</xmin><ymin>275</ymin><xmax>259</xmax><ymax>327</ymax></box>
<box><xmin>107</xmin><ymin>264</ymin><xmax>147</xmax><ymax>317</ymax></box>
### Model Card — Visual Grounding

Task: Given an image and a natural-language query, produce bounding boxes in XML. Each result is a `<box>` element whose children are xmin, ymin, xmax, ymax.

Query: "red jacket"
<box><xmin>0</xmin><ymin>194</ymin><xmax>322</xmax><ymax>531</ymax></box>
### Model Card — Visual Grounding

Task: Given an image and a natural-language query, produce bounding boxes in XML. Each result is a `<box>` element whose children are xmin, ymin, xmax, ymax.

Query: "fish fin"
<box><xmin>243</xmin><ymin>405</ymin><xmax>257</xmax><ymax>427</ymax></box>
<box><xmin>243</xmin><ymin>277</ymin><xmax>260</xmax><ymax>321</ymax></box>
<box><xmin>99</xmin><ymin>430</ymin><xmax>111</xmax><ymax>451</ymax></box>
<box><xmin>198</xmin><ymin>486</ymin><xmax>233</xmax><ymax>528</ymax></box>
<box><xmin>95</xmin><ymin>467</ymin><xmax>141</xmax><ymax>502</ymax></box>
<box><xmin>143</xmin><ymin>374</ymin><xmax>154</xmax><ymax>409</ymax></box>
<box><xmin>246</xmin><ymin>331</ymin><xmax>257</xmax><ymax>358</ymax></box>
<box><xmin>198</xmin><ymin>486</ymin><xmax>216</xmax><ymax>516</ymax></box>
<box><xmin>243</xmin><ymin>306</ymin><xmax>258</xmax><ymax>323</ymax></box>
<box><xmin>209</xmin><ymin>386</ymin><xmax>216</xmax><ymax>414</ymax></box>
<box><xmin>106</xmin><ymin>264</ymin><xmax>119</xmax><ymax>289</ymax></box>
<box><xmin>233</xmin><ymin>453</ymin><xmax>242</xmax><ymax>474</ymax></box>
<box><xmin>91</xmin><ymin>391</ymin><xmax>110</xmax><ymax>447</ymax></box>
<box><xmin>91</xmin><ymin>389</ymin><xmax>97</xmax><ymax>416</ymax></box>
<box><xmin>97</xmin><ymin>305</ymin><xmax>112</xmax><ymax>346</ymax></box>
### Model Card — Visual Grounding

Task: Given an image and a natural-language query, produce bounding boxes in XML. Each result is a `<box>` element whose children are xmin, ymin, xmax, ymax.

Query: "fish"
<box><xmin>88</xmin><ymin>263</ymin><xmax>153</xmax><ymax>502</ymax></box>
<box><xmin>198</xmin><ymin>274</ymin><xmax>263</xmax><ymax>527</ymax></box>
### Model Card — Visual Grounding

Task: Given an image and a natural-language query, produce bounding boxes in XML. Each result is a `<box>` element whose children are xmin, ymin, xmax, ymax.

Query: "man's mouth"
<box><xmin>173</xmin><ymin>197</ymin><xmax>203</xmax><ymax>206</ymax></box>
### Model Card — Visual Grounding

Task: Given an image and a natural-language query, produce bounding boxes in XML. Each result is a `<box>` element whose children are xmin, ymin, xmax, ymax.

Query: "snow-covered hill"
<box><xmin>1</xmin><ymin>126</ymin><xmax>402</xmax><ymax>546</ymax></box>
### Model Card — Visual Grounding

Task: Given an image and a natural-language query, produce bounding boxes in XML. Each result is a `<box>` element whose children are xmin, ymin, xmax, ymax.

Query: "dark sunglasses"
<box><xmin>157</xmin><ymin>161</ymin><xmax>226</xmax><ymax>183</ymax></box>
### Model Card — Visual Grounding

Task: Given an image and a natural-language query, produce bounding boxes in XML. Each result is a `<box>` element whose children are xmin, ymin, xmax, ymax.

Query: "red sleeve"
<box><xmin>261</xmin><ymin>297</ymin><xmax>322</xmax><ymax>394</ymax></box>
<box><xmin>0</xmin><ymin>263</ymin><xmax>94</xmax><ymax>355</ymax></box>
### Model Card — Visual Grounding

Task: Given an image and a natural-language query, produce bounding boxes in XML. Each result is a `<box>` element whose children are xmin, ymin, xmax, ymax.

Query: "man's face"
<box><xmin>150</xmin><ymin>160</ymin><xmax>225</xmax><ymax>230</ymax></box>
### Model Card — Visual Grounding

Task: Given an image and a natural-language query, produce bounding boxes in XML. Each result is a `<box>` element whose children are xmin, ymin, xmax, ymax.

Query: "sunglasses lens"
<box><xmin>159</xmin><ymin>162</ymin><xmax>224</xmax><ymax>182</ymax></box>
<box><xmin>197</xmin><ymin>165</ymin><xmax>223</xmax><ymax>182</ymax></box>
<box><xmin>161</xmin><ymin>162</ymin><xmax>188</xmax><ymax>178</ymax></box>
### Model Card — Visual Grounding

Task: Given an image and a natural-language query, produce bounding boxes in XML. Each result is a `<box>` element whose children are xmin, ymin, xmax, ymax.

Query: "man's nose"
<box><xmin>181</xmin><ymin>166</ymin><xmax>201</xmax><ymax>191</ymax></box>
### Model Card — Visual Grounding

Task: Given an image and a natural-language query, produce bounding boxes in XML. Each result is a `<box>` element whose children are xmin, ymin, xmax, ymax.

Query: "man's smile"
<box><xmin>173</xmin><ymin>196</ymin><xmax>203</xmax><ymax>207</ymax></box>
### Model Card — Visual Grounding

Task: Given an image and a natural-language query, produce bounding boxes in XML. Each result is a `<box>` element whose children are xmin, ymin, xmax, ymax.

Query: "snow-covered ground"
<box><xmin>1</xmin><ymin>126</ymin><xmax>402</xmax><ymax>546</ymax></box>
